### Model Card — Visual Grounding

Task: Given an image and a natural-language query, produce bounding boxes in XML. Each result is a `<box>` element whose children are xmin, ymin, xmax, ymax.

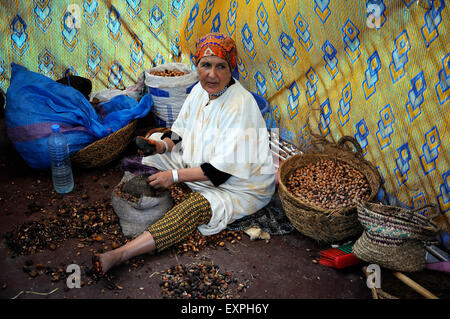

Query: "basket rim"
<box><xmin>70</xmin><ymin>120</ymin><xmax>138</xmax><ymax>168</ymax></box>
<box><xmin>353</xmin><ymin>231</ymin><xmax>425</xmax><ymax>272</ymax></box>
<box><xmin>71</xmin><ymin>120</ymin><xmax>137</xmax><ymax>156</ymax></box>
<box><xmin>278</xmin><ymin>151</ymin><xmax>380</xmax><ymax>215</ymax></box>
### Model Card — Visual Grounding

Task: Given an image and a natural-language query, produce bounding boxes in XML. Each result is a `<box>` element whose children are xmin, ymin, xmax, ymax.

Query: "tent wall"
<box><xmin>0</xmin><ymin>0</ymin><xmax>449</xmax><ymax>238</ymax></box>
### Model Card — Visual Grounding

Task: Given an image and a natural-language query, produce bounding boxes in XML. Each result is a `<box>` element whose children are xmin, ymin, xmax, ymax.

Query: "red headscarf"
<box><xmin>194</xmin><ymin>32</ymin><xmax>237</xmax><ymax>70</ymax></box>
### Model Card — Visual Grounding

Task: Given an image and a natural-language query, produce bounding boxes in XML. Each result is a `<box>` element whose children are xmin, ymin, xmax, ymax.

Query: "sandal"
<box><xmin>91</xmin><ymin>253</ymin><xmax>105</xmax><ymax>278</ymax></box>
<box><xmin>135</xmin><ymin>136</ymin><xmax>157</xmax><ymax>155</ymax></box>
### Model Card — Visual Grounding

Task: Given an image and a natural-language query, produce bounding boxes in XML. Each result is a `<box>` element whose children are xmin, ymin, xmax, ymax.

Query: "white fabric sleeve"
<box><xmin>209</xmin><ymin>92</ymin><xmax>271</xmax><ymax>180</ymax></box>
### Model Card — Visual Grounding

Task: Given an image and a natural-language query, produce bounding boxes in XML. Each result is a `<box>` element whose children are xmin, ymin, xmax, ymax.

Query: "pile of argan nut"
<box><xmin>287</xmin><ymin>159</ymin><xmax>371</xmax><ymax>209</ymax></box>
<box><xmin>4</xmin><ymin>199</ymin><xmax>125</xmax><ymax>256</ymax></box>
<box><xmin>168</xmin><ymin>183</ymin><xmax>193</xmax><ymax>205</ymax></box>
<box><xmin>150</xmin><ymin>69</ymin><xmax>186</xmax><ymax>77</ymax></box>
<box><xmin>168</xmin><ymin>184</ymin><xmax>243</xmax><ymax>254</ymax></box>
<box><xmin>22</xmin><ymin>259</ymin><xmax>69</xmax><ymax>283</ymax></box>
<box><xmin>175</xmin><ymin>229</ymin><xmax>242</xmax><ymax>254</ymax></box>
<box><xmin>114</xmin><ymin>183</ymin><xmax>139</xmax><ymax>203</ymax></box>
<box><xmin>159</xmin><ymin>263</ymin><xmax>240</xmax><ymax>299</ymax></box>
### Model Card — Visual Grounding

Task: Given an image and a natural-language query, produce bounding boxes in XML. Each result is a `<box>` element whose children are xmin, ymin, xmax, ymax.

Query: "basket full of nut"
<box><xmin>278</xmin><ymin>135</ymin><xmax>382</xmax><ymax>243</ymax></box>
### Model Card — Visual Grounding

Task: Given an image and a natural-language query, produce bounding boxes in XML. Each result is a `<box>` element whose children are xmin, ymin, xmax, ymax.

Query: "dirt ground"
<box><xmin>0</xmin><ymin>116</ymin><xmax>449</xmax><ymax>302</ymax></box>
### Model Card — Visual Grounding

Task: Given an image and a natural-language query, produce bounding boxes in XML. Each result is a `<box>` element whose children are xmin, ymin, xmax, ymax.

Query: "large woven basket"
<box><xmin>353</xmin><ymin>202</ymin><xmax>440</xmax><ymax>272</ymax></box>
<box><xmin>278</xmin><ymin>135</ymin><xmax>382</xmax><ymax>243</ymax></box>
<box><xmin>71</xmin><ymin>120</ymin><xmax>137</xmax><ymax>168</ymax></box>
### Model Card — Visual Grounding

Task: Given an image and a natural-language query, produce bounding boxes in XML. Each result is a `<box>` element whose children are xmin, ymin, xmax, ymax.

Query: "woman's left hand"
<box><xmin>147</xmin><ymin>170</ymin><xmax>174</xmax><ymax>189</ymax></box>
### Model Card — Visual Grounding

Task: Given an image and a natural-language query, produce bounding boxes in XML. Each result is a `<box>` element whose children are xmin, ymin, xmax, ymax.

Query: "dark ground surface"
<box><xmin>0</xmin><ymin>116</ymin><xmax>449</xmax><ymax>303</ymax></box>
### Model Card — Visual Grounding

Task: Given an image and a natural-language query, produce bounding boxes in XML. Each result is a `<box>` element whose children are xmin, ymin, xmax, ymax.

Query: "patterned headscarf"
<box><xmin>194</xmin><ymin>32</ymin><xmax>237</xmax><ymax>70</ymax></box>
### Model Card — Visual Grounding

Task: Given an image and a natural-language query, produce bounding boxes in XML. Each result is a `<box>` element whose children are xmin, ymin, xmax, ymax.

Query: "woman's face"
<box><xmin>197</xmin><ymin>55</ymin><xmax>232</xmax><ymax>98</ymax></box>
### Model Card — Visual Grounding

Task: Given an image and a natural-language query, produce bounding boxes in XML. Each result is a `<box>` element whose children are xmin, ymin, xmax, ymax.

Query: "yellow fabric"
<box><xmin>0</xmin><ymin>1</ymin><xmax>448</xmax><ymax>237</ymax></box>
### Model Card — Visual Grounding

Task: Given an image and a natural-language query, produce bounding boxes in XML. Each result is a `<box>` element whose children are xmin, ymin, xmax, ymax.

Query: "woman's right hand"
<box><xmin>147</xmin><ymin>170</ymin><xmax>175</xmax><ymax>189</ymax></box>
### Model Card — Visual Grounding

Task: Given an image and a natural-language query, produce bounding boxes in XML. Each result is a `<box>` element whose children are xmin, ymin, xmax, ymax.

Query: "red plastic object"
<box><xmin>319</xmin><ymin>250</ymin><xmax>363</xmax><ymax>269</ymax></box>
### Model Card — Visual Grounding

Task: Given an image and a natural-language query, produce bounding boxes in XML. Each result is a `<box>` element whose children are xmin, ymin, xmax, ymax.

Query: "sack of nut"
<box><xmin>111</xmin><ymin>171</ymin><xmax>173</xmax><ymax>237</ymax></box>
<box><xmin>143</xmin><ymin>63</ymin><xmax>199</xmax><ymax>127</ymax></box>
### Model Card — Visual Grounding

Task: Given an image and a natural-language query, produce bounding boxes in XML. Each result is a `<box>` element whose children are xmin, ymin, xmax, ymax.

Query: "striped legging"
<box><xmin>148</xmin><ymin>192</ymin><xmax>212</xmax><ymax>252</ymax></box>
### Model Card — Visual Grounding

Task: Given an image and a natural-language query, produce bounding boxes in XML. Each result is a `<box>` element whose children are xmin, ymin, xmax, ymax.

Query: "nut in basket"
<box><xmin>278</xmin><ymin>135</ymin><xmax>382</xmax><ymax>243</ymax></box>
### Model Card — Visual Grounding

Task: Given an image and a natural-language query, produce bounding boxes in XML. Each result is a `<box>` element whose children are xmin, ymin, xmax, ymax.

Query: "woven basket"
<box><xmin>71</xmin><ymin>120</ymin><xmax>137</xmax><ymax>168</ymax></box>
<box><xmin>278</xmin><ymin>135</ymin><xmax>382</xmax><ymax>243</ymax></box>
<box><xmin>353</xmin><ymin>202</ymin><xmax>440</xmax><ymax>272</ymax></box>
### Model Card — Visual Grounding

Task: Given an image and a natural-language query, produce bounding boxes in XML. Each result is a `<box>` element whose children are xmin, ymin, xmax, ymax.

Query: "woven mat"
<box><xmin>227</xmin><ymin>191</ymin><xmax>295</xmax><ymax>235</ymax></box>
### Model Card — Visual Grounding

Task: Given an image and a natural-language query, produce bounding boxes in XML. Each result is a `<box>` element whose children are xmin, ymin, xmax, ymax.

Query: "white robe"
<box><xmin>142</xmin><ymin>79</ymin><xmax>275</xmax><ymax>235</ymax></box>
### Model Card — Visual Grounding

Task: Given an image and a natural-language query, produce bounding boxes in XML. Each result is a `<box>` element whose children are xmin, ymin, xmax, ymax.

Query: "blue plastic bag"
<box><xmin>6</xmin><ymin>63</ymin><xmax>153</xmax><ymax>169</ymax></box>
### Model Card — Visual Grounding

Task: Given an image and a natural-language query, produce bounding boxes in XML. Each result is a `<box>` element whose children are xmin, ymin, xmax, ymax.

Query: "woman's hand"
<box><xmin>147</xmin><ymin>170</ymin><xmax>174</xmax><ymax>189</ymax></box>
<box><xmin>136</xmin><ymin>137</ymin><xmax>169</xmax><ymax>156</ymax></box>
<box><xmin>153</xmin><ymin>140</ymin><xmax>167</xmax><ymax>154</ymax></box>
<box><xmin>147</xmin><ymin>167</ymin><xmax>209</xmax><ymax>189</ymax></box>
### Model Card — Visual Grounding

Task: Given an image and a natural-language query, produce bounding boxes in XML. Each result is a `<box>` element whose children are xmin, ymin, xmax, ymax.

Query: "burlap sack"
<box><xmin>111</xmin><ymin>171</ymin><xmax>173</xmax><ymax>237</ymax></box>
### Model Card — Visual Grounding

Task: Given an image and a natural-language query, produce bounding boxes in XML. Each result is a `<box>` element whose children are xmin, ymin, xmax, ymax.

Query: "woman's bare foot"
<box><xmin>91</xmin><ymin>231</ymin><xmax>156</xmax><ymax>276</ymax></box>
<box><xmin>97</xmin><ymin>250</ymin><xmax>125</xmax><ymax>275</ymax></box>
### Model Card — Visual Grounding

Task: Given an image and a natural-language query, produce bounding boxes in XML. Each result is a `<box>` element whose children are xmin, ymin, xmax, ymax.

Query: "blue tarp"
<box><xmin>5</xmin><ymin>63</ymin><xmax>153</xmax><ymax>169</ymax></box>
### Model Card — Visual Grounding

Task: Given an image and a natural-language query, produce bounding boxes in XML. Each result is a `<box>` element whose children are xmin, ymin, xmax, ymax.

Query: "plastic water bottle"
<box><xmin>47</xmin><ymin>124</ymin><xmax>74</xmax><ymax>194</ymax></box>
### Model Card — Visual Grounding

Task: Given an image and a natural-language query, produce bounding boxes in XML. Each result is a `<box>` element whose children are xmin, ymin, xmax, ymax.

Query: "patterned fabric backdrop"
<box><xmin>0</xmin><ymin>0</ymin><xmax>449</xmax><ymax>240</ymax></box>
